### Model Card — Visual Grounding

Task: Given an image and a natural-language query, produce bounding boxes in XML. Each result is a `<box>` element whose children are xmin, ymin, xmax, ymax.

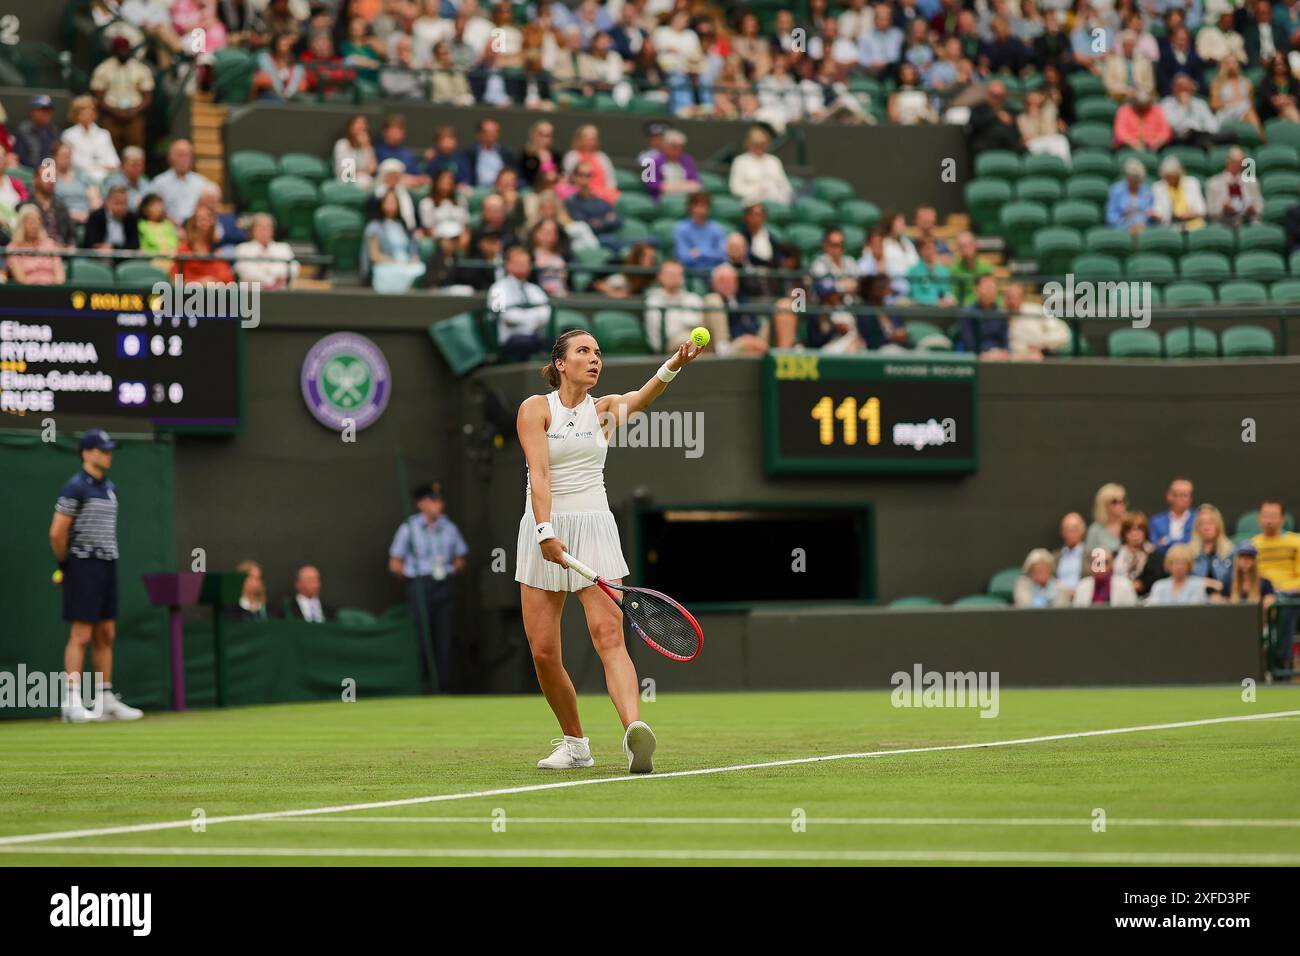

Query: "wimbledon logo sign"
<box><xmin>300</xmin><ymin>332</ymin><xmax>391</xmax><ymax>431</ymax></box>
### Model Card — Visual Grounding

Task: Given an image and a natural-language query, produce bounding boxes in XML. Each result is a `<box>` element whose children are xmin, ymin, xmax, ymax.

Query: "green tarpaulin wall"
<box><xmin>0</xmin><ymin>430</ymin><xmax>176</xmax><ymax>717</ymax></box>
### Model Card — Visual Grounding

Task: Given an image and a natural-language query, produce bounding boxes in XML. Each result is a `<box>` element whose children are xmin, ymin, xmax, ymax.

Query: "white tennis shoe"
<box><xmin>537</xmin><ymin>735</ymin><xmax>594</xmax><ymax>769</ymax></box>
<box><xmin>95</xmin><ymin>692</ymin><xmax>143</xmax><ymax>721</ymax></box>
<box><xmin>61</xmin><ymin>695</ymin><xmax>91</xmax><ymax>724</ymax></box>
<box><xmin>623</xmin><ymin>720</ymin><xmax>656</xmax><ymax>774</ymax></box>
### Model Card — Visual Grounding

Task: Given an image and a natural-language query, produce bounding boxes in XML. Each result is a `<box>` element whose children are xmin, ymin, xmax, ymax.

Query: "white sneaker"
<box><xmin>537</xmin><ymin>736</ymin><xmax>594</xmax><ymax>769</ymax></box>
<box><xmin>61</xmin><ymin>693</ymin><xmax>91</xmax><ymax>724</ymax></box>
<box><xmin>623</xmin><ymin>720</ymin><xmax>656</xmax><ymax>774</ymax></box>
<box><xmin>94</xmin><ymin>692</ymin><xmax>144</xmax><ymax>722</ymax></box>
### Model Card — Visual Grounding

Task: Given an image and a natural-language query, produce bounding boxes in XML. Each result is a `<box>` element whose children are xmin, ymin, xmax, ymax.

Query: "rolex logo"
<box><xmin>71</xmin><ymin>292</ymin><xmax>86</xmax><ymax>310</ymax></box>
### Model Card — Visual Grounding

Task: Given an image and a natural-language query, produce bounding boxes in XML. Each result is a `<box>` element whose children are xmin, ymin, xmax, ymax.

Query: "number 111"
<box><xmin>811</xmin><ymin>396</ymin><xmax>880</xmax><ymax>446</ymax></box>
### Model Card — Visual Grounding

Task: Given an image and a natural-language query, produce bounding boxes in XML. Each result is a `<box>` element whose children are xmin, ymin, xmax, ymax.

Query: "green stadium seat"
<box><xmin>1235</xmin><ymin>251</ymin><xmax>1286</xmax><ymax>282</ymax></box>
<box><xmin>1033</xmin><ymin>227</ymin><xmax>1083</xmax><ymax>276</ymax></box>
<box><xmin>1084</xmin><ymin>226</ymin><xmax>1133</xmax><ymax>259</ymax></box>
<box><xmin>999</xmin><ymin>202</ymin><xmax>1049</xmax><ymax>257</ymax></box>
<box><xmin>1125</xmin><ymin>253</ymin><xmax>1176</xmax><ymax>283</ymax></box>
<box><xmin>1185</xmin><ymin>223</ymin><xmax>1236</xmax><ymax>256</ymax></box>
<box><xmin>1270</xmin><ymin>278</ymin><xmax>1300</xmax><ymax>303</ymax></box>
<box><xmin>336</xmin><ymin>607</ymin><xmax>378</xmax><ymax>627</ymax></box>
<box><xmin>761</xmin><ymin>199</ymin><xmax>792</xmax><ymax>225</ymax></box>
<box><xmin>658</xmin><ymin>193</ymin><xmax>688</xmax><ymax>220</ymax></box>
<box><xmin>1021</xmin><ymin>153</ymin><xmax>1069</xmax><ymax>181</ymax></box>
<box><xmin>840</xmin><ymin>199</ymin><xmax>881</xmax><ymax>230</ymax></box>
<box><xmin>710</xmin><ymin>194</ymin><xmax>745</xmax><ymax>225</ymax></box>
<box><xmin>1179</xmin><ymin>251</ymin><xmax>1231</xmax><ymax>282</ymax></box>
<box><xmin>812</xmin><ymin>176</ymin><xmax>855</xmax><ymax>203</ymax></box>
<box><xmin>318</xmin><ymin>179</ymin><xmax>368</xmax><ymax>214</ymax></box>
<box><xmin>627</xmin><ymin>95</ymin><xmax>667</xmax><ymax>115</ymax></box>
<box><xmin>1052</xmin><ymin>200</ymin><xmax>1101</xmax><ymax>231</ymax></box>
<box><xmin>1108</xmin><ymin>328</ymin><xmax>1162</xmax><ymax>358</ymax></box>
<box><xmin>228</xmin><ymin>150</ymin><xmax>278</xmax><ymax>213</ymax></box>
<box><xmin>1262</xmin><ymin>196</ymin><xmax>1296</xmax><ymax>225</ymax></box>
<box><xmin>952</xmin><ymin>594</ymin><xmax>1008</xmax><ymax>608</ymax></box>
<box><xmin>616</xmin><ymin>193</ymin><xmax>656</xmax><ymax>221</ymax></box>
<box><xmin>905</xmin><ymin>320</ymin><xmax>951</xmax><ymax>350</ymax></box>
<box><xmin>428</xmin><ymin>312</ymin><xmax>487</xmax><ymax>376</ymax></box>
<box><xmin>841</xmin><ymin>224</ymin><xmax>866</xmax><ymax>253</ymax></box>
<box><xmin>974</xmin><ymin>150</ymin><xmax>1020</xmax><ymax>181</ymax></box>
<box><xmin>797</xmin><ymin>197</ymin><xmax>837</xmax><ymax>227</ymax></box>
<box><xmin>571</xmin><ymin>245</ymin><xmax>613</xmax><ymax>293</ymax></box>
<box><xmin>1066</xmin><ymin>72</ymin><xmax>1105</xmax><ymax>97</ymax></box>
<box><xmin>1071</xmin><ymin>150</ymin><xmax>1115</xmax><ymax>179</ymax></box>
<box><xmin>269</xmin><ymin>175</ymin><xmax>318</xmax><ymax>242</ymax></box>
<box><xmin>1261</xmin><ymin>171</ymin><xmax>1300</xmax><ymax>198</ymax></box>
<box><xmin>964</xmin><ymin>178</ymin><xmax>1012</xmax><ymax>235</ymax></box>
<box><xmin>1263</xmin><ymin>119</ymin><xmax>1300</xmax><ymax>150</ymax></box>
<box><xmin>1065</xmin><ymin>175</ymin><xmax>1110</xmax><ymax>205</ymax></box>
<box><xmin>616</xmin><ymin>217</ymin><xmax>652</xmax><ymax>243</ymax></box>
<box><xmin>1075</xmin><ymin>97</ymin><xmax>1118</xmax><ymax>123</ymax></box>
<box><xmin>1225</xmin><ymin>118</ymin><xmax>1263</xmax><ymax>147</ymax></box>
<box><xmin>1016</xmin><ymin>176</ymin><xmax>1063</xmax><ymax>204</ymax></box>
<box><xmin>212</xmin><ymin>47</ymin><xmax>255</xmax><ymax>104</ymax></box>
<box><xmin>116</xmin><ymin>261</ymin><xmax>169</xmax><ymax>286</ymax></box>
<box><xmin>1163</xmin><ymin>281</ymin><xmax>1215</xmax><ymax>306</ymax></box>
<box><xmin>1135</xmin><ymin>227</ymin><xmax>1184</xmax><ymax>257</ymax></box>
<box><xmin>697</xmin><ymin>170</ymin><xmax>727</xmax><ymax>195</ymax></box>
<box><xmin>890</xmin><ymin>596</ymin><xmax>941</xmax><ymax>608</ymax></box>
<box><xmin>69</xmin><ymin>259</ymin><xmax>115</xmax><ymax>285</ymax></box>
<box><xmin>592</xmin><ymin>310</ymin><xmax>651</xmax><ymax>355</ymax></box>
<box><xmin>651</xmin><ymin>217</ymin><xmax>678</xmax><ymax>251</ymax></box>
<box><xmin>550</xmin><ymin>308</ymin><xmax>594</xmax><ymax>339</ymax></box>
<box><xmin>785</xmin><ymin>222</ymin><xmax>824</xmax><ymax>256</ymax></box>
<box><xmin>1071</xmin><ymin>253</ymin><xmax>1123</xmax><ymax>281</ymax></box>
<box><xmin>1218</xmin><ymin>280</ymin><xmax>1269</xmax><ymax>305</ymax></box>
<box><xmin>1256</xmin><ymin>143</ymin><xmax>1300</xmax><ymax>174</ymax></box>
<box><xmin>279</xmin><ymin>152</ymin><xmax>330</xmax><ymax>183</ymax></box>
<box><xmin>9</xmin><ymin>165</ymin><xmax>34</xmax><ymax>191</ymax></box>
<box><xmin>1066</xmin><ymin>327</ymin><xmax>1095</xmax><ymax>356</ymax></box>
<box><xmin>1237</xmin><ymin>223</ymin><xmax>1287</xmax><ymax>254</ymax></box>
<box><xmin>1068</xmin><ymin>122</ymin><xmax>1113</xmax><ymax>151</ymax></box>
<box><xmin>987</xmin><ymin>567</ymin><xmax>1020</xmax><ymax>602</ymax></box>
<box><xmin>613</xmin><ymin>167</ymin><xmax>643</xmax><ymax>193</ymax></box>
<box><xmin>1220</xmin><ymin>324</ymin><xmax>1275</xmax><ymax>357</ymax></box>
<box><xmin>313</xmin><ymin>205</ymin><xmax>364</xmax><ymax>272</ymax></box>
<box><xmin>1164</xmin><ymin>326</ymin><xmax>1218</xmax><ymax>358</ymax></box>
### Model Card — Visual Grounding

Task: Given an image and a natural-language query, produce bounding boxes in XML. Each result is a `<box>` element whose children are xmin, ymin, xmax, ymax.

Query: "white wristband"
<box><xmin>656</xmin><ymin>362</ymin><xmax>679</xmax><ymax>383</ymax></box>
<box><xmin>535</xmin><ymin>522</ymin><xmax>556</xmax><ymax>542</ymax></box>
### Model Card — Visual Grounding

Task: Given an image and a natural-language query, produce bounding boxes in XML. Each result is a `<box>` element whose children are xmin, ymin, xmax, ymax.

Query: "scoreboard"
<box><xmin>0</xmin><ymin>286</ymin><xmax>242</xmax><ymax>432</ymax></box>
<box><xmin>761</xmin><ymin>351</ymin><xmax>977</xmax><ymax>475</ymax></box>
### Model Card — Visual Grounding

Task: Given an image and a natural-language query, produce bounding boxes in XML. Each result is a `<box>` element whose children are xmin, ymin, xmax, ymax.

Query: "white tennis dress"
<box><xmin>515</xmin><ymin>390</ymin><xmax>630</xmax><ymax>591</ymax></box>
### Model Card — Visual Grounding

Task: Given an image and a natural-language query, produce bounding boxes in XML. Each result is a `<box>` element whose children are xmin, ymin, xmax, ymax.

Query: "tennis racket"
<box><xmin>562</xmin><ymin>552</ymin><xmax>703</xmax><ymax>662</ymax></box>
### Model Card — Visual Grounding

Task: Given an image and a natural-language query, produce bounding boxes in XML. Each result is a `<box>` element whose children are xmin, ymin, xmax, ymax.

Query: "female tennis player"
<box><xmin>516</xmin><ymin>328</ymin><xmax>702</xmax><ymax>773</ymax></box>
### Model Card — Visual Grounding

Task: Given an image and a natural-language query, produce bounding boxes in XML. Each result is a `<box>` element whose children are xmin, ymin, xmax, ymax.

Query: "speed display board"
<box><xmin>761</xmin><ymin>351</ymin><xmax>977</xmax><ymax>475</ymax></box>
<box><xmin>0</xmin><ymin>287</ymin><xmax>242</xmax><ymax>431</ymax></box>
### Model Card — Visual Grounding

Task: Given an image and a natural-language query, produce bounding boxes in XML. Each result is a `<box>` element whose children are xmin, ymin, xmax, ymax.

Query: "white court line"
<box><xmin>0</xmin><ymin>708</ymin><xmax>1295</xmax><ymax>848</ymax></box>
<box><xmin>2</xmin><ymin>845</ymin><xmax>1299</xmax><ymax>865</ymax></box>
<box><xmin>249</xmin><ymin>815</ymin><xmax>1300</xmax><ymax>829</ymax></box>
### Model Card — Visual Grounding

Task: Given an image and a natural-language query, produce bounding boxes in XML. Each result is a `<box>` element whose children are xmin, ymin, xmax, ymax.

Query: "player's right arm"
<box><xmin>517</xmin><ymin>395</ymin><xmax>566</xmax><ymax>566</ymax></box>
<box><xmin>49</xmin><ymin>512</ymin><xmax>73</xmax><ymax>563</ymax></box>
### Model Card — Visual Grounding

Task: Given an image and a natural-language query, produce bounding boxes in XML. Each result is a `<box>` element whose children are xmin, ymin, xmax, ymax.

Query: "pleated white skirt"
<box><xmin>515</xmin><ymin>509</ymin><xmax>630</xmax><ymax>592</ymax></box>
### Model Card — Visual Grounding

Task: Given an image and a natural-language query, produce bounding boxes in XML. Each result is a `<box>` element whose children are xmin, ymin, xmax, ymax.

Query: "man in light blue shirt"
<box><xmin>148</xmin><ymin>138</ymin><xmax>214</xmax><ymax>224</ymax></box>
<box><xmin>389</xmin><ymin>482</ymin><xmax>468</xmax><ymax>693</ymax></box>
<box><xmin>1055</xmin><ymin>512</ymin><xmax>1088</xmax><ymax>593</ymax></box>
<box><xmin>673</xmin><ymin>192</ymin><xmax>728</xmax><ymax>271</ymax></box>
<box><xmin>858</xmin><ymin>4</ymin><xmax>903</xmax><ymax>75</ymax></box>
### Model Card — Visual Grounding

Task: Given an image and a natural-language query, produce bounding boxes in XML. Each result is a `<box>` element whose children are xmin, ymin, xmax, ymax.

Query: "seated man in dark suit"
<box><xmin>84</xmin><ymin>184</ymin><xmax>140</xmax><ymax>251</ymax></box>
<box><xmin>459</xmin><ymin>117</ymin><xmax>518</xmax><ymax>189</ymax></box>
<box><xmin>1157</xmin><ymin>25</ymin><xmax>1206</xmax><ymax>95</ymax></box>
<box><xmin>285</xmin><ymin>565</ymin><xmax>334</xmax><ymax>623</ymax></box>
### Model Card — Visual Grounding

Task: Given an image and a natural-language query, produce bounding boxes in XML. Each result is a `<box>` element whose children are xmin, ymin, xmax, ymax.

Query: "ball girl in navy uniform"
<box><xmin>515</xmin><ymin>329</ymin><xmax>702</xmax><ymax>773</ymax></box>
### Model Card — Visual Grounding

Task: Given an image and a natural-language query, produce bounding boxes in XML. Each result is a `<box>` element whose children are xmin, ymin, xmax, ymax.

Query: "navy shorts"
<box><xmin>63</xmin><ymin>557</ymin><xmax>117</xmax><ymax>623</ymax></box>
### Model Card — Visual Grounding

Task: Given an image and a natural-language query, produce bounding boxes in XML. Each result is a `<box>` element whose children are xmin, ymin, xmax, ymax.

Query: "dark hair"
<box><xmin>687</xmin><ymin>190</ymin><xmax>710</xmax><ymax>208</ymax></box>
<box><xmin>1260</xmin><ymin>498</ymin><xmax>1284</xmax><ymax>511</ymax></box>
<box><xmin>541</xmin><ymin>328</ymin><xmax>595</xmax><ymax>388</ymax></box>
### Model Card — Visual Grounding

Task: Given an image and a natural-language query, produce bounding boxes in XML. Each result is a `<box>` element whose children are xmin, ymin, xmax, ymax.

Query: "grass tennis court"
<box><xmin>2</xmin><ymin>687</ymin><xmax>1298</xmax><ymax>866</ymax></box>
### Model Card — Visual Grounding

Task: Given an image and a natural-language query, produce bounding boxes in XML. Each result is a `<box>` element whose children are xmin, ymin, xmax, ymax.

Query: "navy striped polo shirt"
<box><xmin>55</xmin><ymin>470</ymin><xmax>119</xmax><ymax>560</ymax></box>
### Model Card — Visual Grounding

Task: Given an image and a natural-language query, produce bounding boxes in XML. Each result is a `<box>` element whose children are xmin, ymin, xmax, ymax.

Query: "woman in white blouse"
<box><xmin>333</xmin><ymin>114</ymin><xmax>377</xmax><ymax>189</ymax></box>
<box><xmin>728</xmin><ymin>125</ymin><xmax>793</xmax><ymax>207</ymax></box>
<box><xmin>62</xmin><ymin>95</ymin><xmax>120</xmax><ymax>185</ymax></box>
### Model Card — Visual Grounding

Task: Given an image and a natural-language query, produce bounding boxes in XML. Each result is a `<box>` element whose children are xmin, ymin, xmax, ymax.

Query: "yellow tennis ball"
<box><xmin>690</xmin><ymin>326</ymin><xmax>710</xmax><ymax>348</ymax></box>
<box><xmin>52</xmin><ymin>569</ymin><xmax>63</xmax><ymax>585</ymax></box>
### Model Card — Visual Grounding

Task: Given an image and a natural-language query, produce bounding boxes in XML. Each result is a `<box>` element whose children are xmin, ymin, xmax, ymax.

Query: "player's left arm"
<box><xmin>596</xmin><ymin>341</ymin><xmax>704</xmax><ymax>422</ymax></box>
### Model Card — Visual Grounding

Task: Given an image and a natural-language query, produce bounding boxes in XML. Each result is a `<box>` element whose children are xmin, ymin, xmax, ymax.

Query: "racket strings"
<box><xmin>621</xmin><ymin>590</ymin><xmax>699</xmax><ymax>659</ymax></box>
